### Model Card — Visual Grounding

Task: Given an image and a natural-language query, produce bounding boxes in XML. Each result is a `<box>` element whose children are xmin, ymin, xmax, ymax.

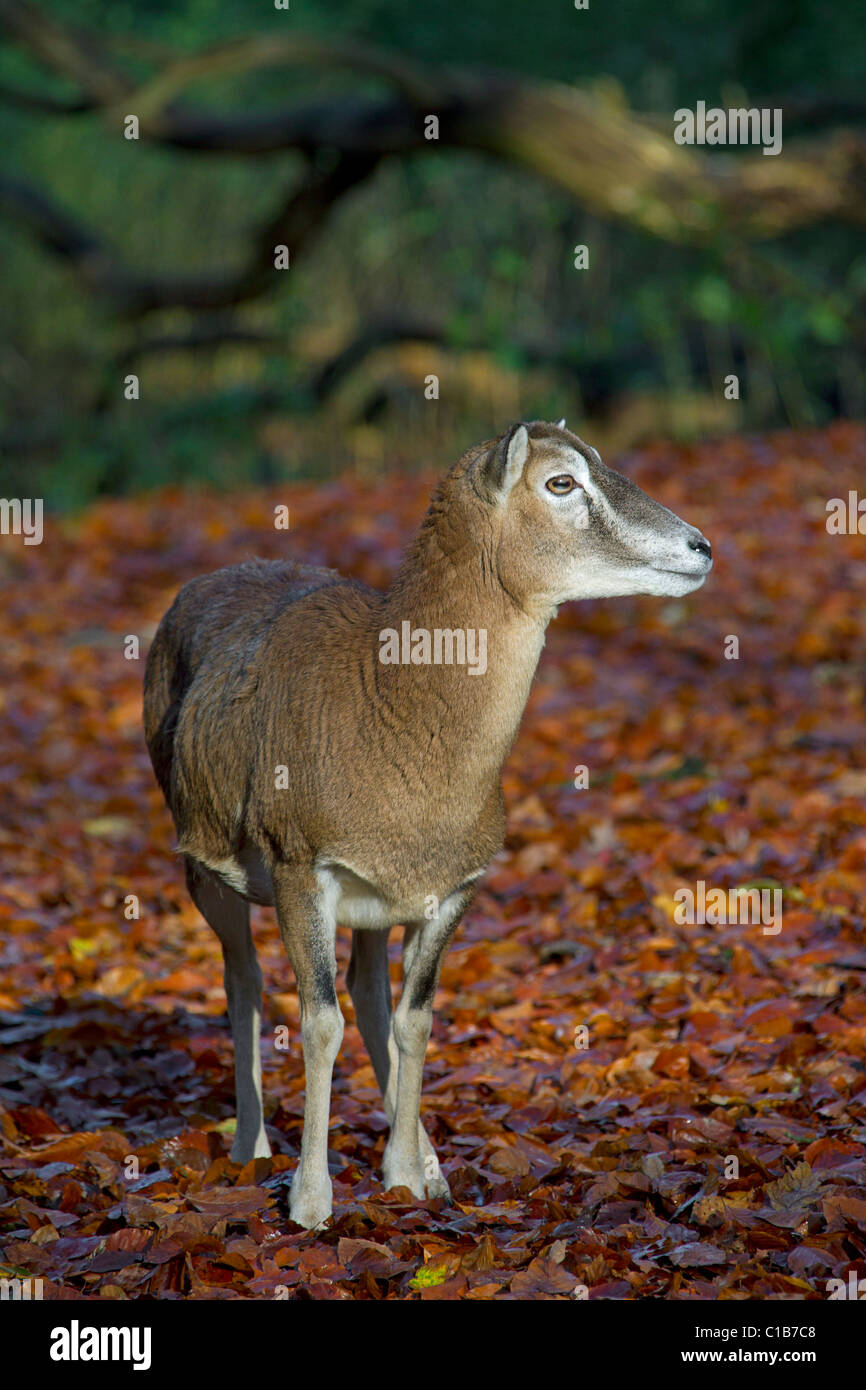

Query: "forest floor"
<box><xmin>1</xmin><ymin>423</ymin><xmax>865</xmax><ymax>1299</ymax></box>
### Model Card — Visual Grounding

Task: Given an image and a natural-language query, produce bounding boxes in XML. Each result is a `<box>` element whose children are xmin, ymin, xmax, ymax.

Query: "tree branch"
<box><xmin>0</xmin><ymin>0</ymin><xmax>127</xmax><ymax>104</ymax></box>
<box><xmin>310</xmin><ymin>313</ymin><xmax>652</xmax><ymax>406</ymax></box>
<box><xmin>0</xmin><ymin>150</ymin><xmax>380</xmax><ymax>316</ymax></box>
<box><xmin>115</xmin><ymin>323</ymin><xmax>286</xmax><ymax>370</ymax></box>
<box><xmin>0</xmin><ymin>81</ymin><xmax>93</xmax><ymax>115</ymax></box>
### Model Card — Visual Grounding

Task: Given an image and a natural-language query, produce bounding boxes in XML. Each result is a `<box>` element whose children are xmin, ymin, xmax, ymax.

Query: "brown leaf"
<box><xmin>509</xmin><ymin>1255</ymin><xmax>578</xmax><ymax>1298</ymax></box>
<box><xmin>188</xmin><ymin>1186</ymin><xmax>274</xmax><ymax>1219</ymax></box>
<box><xmin>337</xmin><ymin>1238</ymin><xmax>413</xmax><ymax>1278</ymax></box>
<box><xmin>487</xmin><ymin>1146</ymin><xmax>531</xmax><ymax>1178</ymax></box>
<box><xmin>668</xmin><ymin>1242</ymin><xmax>727</xmax><ymax>1268</ymax></box>
<box><xmin>764</xmin><ymin>1162</ymin><xmax>823</xmax><ymax>1211</ymax></box>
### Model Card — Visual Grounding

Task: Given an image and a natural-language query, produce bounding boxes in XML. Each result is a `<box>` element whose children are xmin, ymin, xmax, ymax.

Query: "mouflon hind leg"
<box><xmin>186</xmin><ymin>859</ymin><xmax>271</xmax><ymax>1163</ymax></box>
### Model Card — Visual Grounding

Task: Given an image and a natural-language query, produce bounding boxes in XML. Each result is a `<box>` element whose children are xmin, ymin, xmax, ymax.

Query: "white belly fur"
<box><xmin>192</xmin><ymin>849</ymin><xmax>481</xmax><ymax>927</ymax></box>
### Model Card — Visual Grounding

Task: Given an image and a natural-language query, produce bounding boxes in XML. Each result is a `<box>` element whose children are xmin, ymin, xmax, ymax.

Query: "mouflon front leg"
<box><xmin>381</xmin><ymin>889</ymin><xmax>473</xmax><ymax>1200</ymax></box>
<box><xmin>272</xmin><ymin>863</ymin><xmax>344</xmax><ymax>1230</ymax></box>
<box><xmin>186</xmin><ymin>859</ymin><xmax>271</xmax><ymax>1163</ymax></box>
<box><xmin>347</xmin><ymin>928</ymin><xmax>445</xmax><ymax>1197</ymax></box>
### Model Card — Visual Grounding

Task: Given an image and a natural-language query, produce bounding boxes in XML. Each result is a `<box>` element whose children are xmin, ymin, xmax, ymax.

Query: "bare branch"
<box><xmin>0</xmin><ymin>173</ymin><xmax>108</xmax><ymax>266</ymax></box>
<box><xmin>312</xmin><ymin>314</ymin><xmax>602</xmax><ymax>401</ymax></box>
<box><xmin>0</xmin><ymin>81</ymin><xmax>93</xmax><ymax>115</ymax></box>
<box><xmin>124</xmin><ymin>34</ymin><xmax>441</xmax><ymax>124</ymax></box>
<box><xmin>0</xmin><ymin>150</ymin><xmax>380</xmax><ymax>317</ymax></box>
<box><xmin>115</xmin><ymin>323</ymin><xmax>287</xmax><ymax>371</ymax></box>
<box><xmin>0</xmin><ymin>0</ymin><xmax>127</xmax><ymax>104</ymax></box>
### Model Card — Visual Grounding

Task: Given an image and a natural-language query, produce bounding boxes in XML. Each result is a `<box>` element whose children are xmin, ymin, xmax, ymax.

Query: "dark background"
<box><xmin>1</xmin><ymin>0</ymin><xmax>864</xmax><ymax>506</ymax></box>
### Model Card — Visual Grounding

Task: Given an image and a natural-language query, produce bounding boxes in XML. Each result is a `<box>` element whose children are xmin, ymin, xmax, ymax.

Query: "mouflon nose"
<box><xmin>688</xmin><ymin>536</ymin><xmax>712</xmax><ymax>561</ymax></box>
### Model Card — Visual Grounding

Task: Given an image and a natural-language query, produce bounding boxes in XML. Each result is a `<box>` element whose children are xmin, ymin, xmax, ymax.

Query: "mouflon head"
<box><xmin>473</xmin><ymin>419</ymin><xmax>713</xmax><ymax>609</ymax></box>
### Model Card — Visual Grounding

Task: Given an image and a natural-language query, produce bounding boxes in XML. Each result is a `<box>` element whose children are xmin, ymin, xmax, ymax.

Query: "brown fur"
<box><xmin>144</xmin><ymin>437</ymin><xmax>549</xmax><ymax>915</ymax></box>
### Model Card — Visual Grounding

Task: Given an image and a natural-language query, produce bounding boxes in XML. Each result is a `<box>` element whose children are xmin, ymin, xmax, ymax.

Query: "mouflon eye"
<box><xmin>546</xmin><ymin>474</ymin><xmax>577</xmax><ymax>495</ymax></box>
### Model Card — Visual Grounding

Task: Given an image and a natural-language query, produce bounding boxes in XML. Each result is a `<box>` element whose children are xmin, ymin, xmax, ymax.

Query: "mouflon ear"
<box><xmin>482</xmin><ymin>423</ymin><xmax>529</xmax><ymax>498</ymax></box>
<box><xmin>555</xmin><ymin>417</ymin><xmax>566</xmax><ymax>428</ymax></box>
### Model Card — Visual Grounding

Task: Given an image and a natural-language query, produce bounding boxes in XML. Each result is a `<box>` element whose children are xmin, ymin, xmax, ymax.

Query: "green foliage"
<box><xmin>1</xmin><ymin>0</ymin><xmax>864</xmax><ymax>503</ymax></box>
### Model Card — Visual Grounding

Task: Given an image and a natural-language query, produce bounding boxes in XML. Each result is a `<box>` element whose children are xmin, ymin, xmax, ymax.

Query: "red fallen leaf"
<box><xmin>1</xmin><ymin>1241</ymin><xmax>53</xmax><ymax>1273</ymax></box>
<box><xmin>272</xmin><ymin>1245</ymin><xmax>301</xmax><ymax>1269</ymax></box>
<box><xmin>503</xmin><ymin>1104</ymin><xmax>556</xmax><ymax>1135</ymax></box>
<box><xmin>487</xmin><ymin>1145</ymin><xmax>531</xmax><ymax>1178</ymax></box>
<box><xmin>58</xmin><ymin>1180</ymin><xmax>83</xmax><ymax>1212</ymax></box>
<box><xmin>140</xmin><ymin>1181</ymin><xmax>182</xmax><ymax>1200</ymax></box>
<box><xmin>152</xmin><ymin>967</ymin><xmax>212</xmax><ymax>993</ymax></box>
<box><xmin>306</xmin><ymin>1276</ymin><xmax>353</xmax><ymax>1301</ymax></box>
<box><xmin>464</xmin><ymin>1281</ymin><xmax>507</xmax><ymax>1299</ymax></box>
<box><xmin>249</xmin><ymin>1268</ymin><xmax>300</xmax><ymax>1295</ymax></box>
<box><xmin>822</xmin><ymin>1195</ymin><xmax>866</xmax><ymax>1228</ymax></box>
<box><xmin>202</xmin><ymin>1157</ymin><xmax>238</xmax><ymax>1186</ymax></box>
<box><xmin>337</xmin><ymin>1237</ymin><xmax>414</xmax><ymax>1278</ymax></box>
<box><xmin>739</xmin><ymin>1002</ymin><xmax>797</xmax><ymax>1038</ymax></box>
<box><xmin>509</xmin><ymin>1254</ymin><xmax>578</xmax><ymax>1298</ymax></box>
<box><xmin>787</xmin><ymin>1246</ymin><xmax>836</xmax><ymax>1275</ymax></box>
<box><xmin>189</xmin><ymin>1042</ymin><xmax>224</xmax><ymax>1071</ymax></box>
<box><xmin>215</xmin><ymin>1250</ymin><xmax>255</xmax><ymax>1275</ymax></box>
<box><xmin>744</xmin><ymin>1229</ymin><xmax>792</xmax><ymax>1253</ymax></box>
<box><xmin>87</xmin><ymin>1151</ymin><xmax>122</xmax><ymax>1191</ymax></box>
<box><xmin>804</xmin><ymin>1138</ymin><xmax>866</xmax><ymax>1169</ymax></box>
<box><xmin>675</xmin><ymin>1115</ymin><xmax>734</xmax><ymax>1144</ymax></box>
<box><xmin>653</xmin><ymin>1045</ymin><xmax>690</xmax><ymax>1078</ymax></box>
<box><xmin>616</xmin><ymin>1170</ymin><xmax>652</xmax><ymax>1194</ymax></box>
<box><xmin>298</xmin><ymin>1248</ymin><xmax>347</xmax><ymax>1280</ymax></box>
<box><xmin>245</xmin><ymin>1214</ymin><xmax>278</xmax><ymax>1244</ymax></box>
<box><xmin>683</xmin><ymin>1011</ymin><xmax>727</xmax><ymax>1039</ymax></box>
<box><xmin>668</xmin><ymin>1242</ymin><xmax>728</xmax><ymax>1268</ymax></box>
<box><xmin>755</xmin><ymin>1207</ymin><xmax>810</xmax><ymax>1229</ymax></box>
<box><xmin>235</xmin><ymin>1157</ymin><xmax>274</xmax><ymax>1186</ymax></box>
<box><xmin>41</xmin><ymin>1235</ymin><xmax>105</xmax><ymax>1261</ymax></box>
<box><xmin>124</xmin><ymin>1194</ymin><xmax>183</xmax><ymax>1226</ymax></box>
<box><xmin>589</xmin><ymin>1280</ymin><xmax>633</xmax><ymax>1299</ymax></box>
<box><xmin>19</xmin><ymin>1129</ymin><xmax>129</xmax><ymax>1164</ymax></box>
<box><xmin>187</xmin><ymin>1258</ymin><xmax>236</xmax><ymax>1288</ymax></box>
<box><xmin>143</xmin><ymin>1238</ymin><xmax>184</xmax><ymax>1266</ymax></box>
<box><xmin>187</xmin><ymin>1186</ymin><xmax>274</xmax><ymax>1218</ymax></box>
<box><xmin>146</xmin><ymin>1254</ymin><xmax>186</xmax><ymax>1297</ymax></box>
<box><xmin>90</xmin><ymin>1248</ymin><xmax>148</xmax><ymax>1273</ymax></box>
<box><xmin>223</xmin><ymin>1236</ymin><xmax>262</xmax><ymax>1263</ymax></box>
<box><xmin>159</xmin><ymin>1131</ymin><xmax>213</xmax><ymax>1161</ymax></box>
<box><xmin>102</xmin><ymin>1228</ymin><xmax>154</xmax><ymax>1254</ymax></box>
<box><xmin>6</xmin><ymin>1106</ymin><xmax>64</xmax><ymax>1139</ymax></box>
<box><xmin>584</xmin><ymin>1172</ymin><xmax>620</xmax><ymax>1206</ymax></box>
<box><xmin>19</xmin><ymin>1203</ymin><xmax>79</xmax><ymax>1230</ymax></box>
<box><xmin>418</xmin><ymin>1272</ymin><xmax>469</xmax><ymax>1300</ymax></box>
